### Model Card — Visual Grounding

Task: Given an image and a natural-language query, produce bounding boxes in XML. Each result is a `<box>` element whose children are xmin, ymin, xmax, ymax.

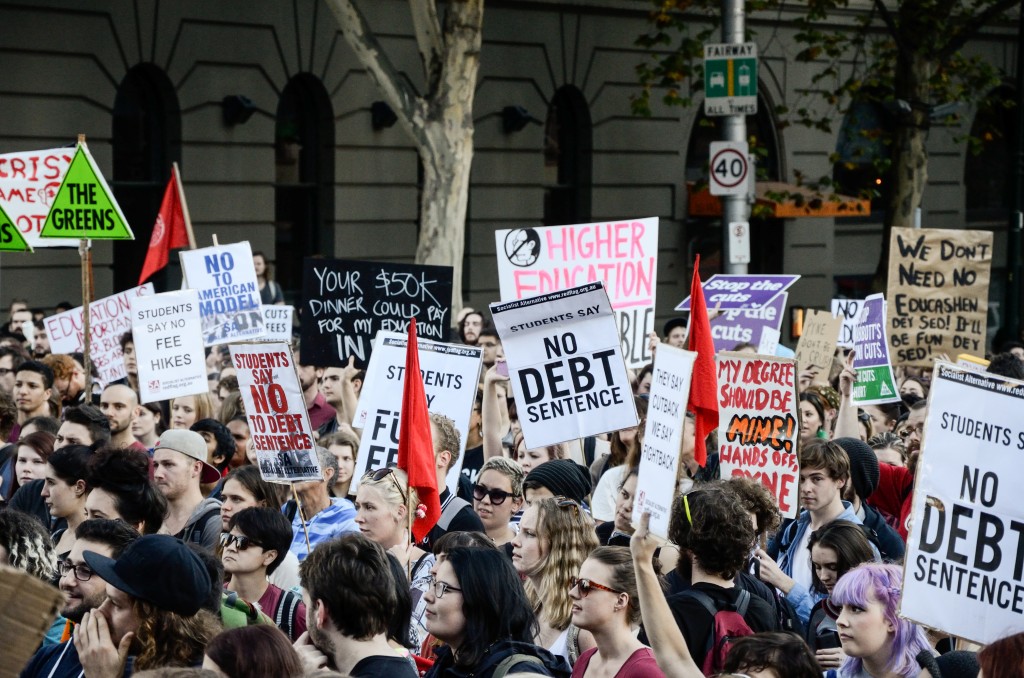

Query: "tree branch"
<box><xmin>872</xmin><ymin>0</ymin><xmax>908</xmax><ymax>57</ymax></box>
<box><xmin>409</xmin><ymin>0</ymin><xmax>444</xmax><ymax>92</ymax></box>
<box><xmin>938</xmin><ymin>0</ymin><xmax>1018</xmax><ymax>60</ymax></box>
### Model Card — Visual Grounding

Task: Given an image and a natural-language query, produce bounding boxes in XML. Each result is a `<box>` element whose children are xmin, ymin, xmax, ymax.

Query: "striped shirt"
<box><xmin>289</xmin><ymin>497</ymin><xmax>358</xmax><ymax>561</ymax></box>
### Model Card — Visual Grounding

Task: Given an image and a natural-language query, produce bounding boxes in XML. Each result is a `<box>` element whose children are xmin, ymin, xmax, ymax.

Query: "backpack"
<box><xmin>270</xmin><ymin>588</ymin><xmax>304</xmax><ymax>641</ymax></box>
<box><xmin>682</xmin><ymin>588</ymin><xmax>755</xmax><ymax>675</ymax></box>
<box><xmin>182</xmin><ymin>502</ymin><xmax>221</xmax><ymax>546</ymax></box>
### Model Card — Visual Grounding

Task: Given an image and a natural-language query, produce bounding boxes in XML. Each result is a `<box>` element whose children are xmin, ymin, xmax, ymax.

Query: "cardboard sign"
<box><xmin>229</xmin><ymin>342</ymin><xmax>322</xmax><ymax>483</ymax></box>
<box><xmin>44</xmin><ymin>284</ymin><xmax>154</xmax><ymax>384</ymax></box>
<box><xmin>851</xmin><ymin>294</ymin><xmax>900</xmax><ymax>405</ymax></box>
<box><xmin>676</xmin><ymin>274</ymin><xmax>798</xmax><ymax>311</ymax></box>
<box><xmin>717</xmin><ymin>352</ymin><xmax>800</xmax><ymax>518</ymax></box>
<box><xmin>131</xmin><ymin>290</ymin><xmax>207</xmax><ymax>403</ymax></box>
<box><xmin>351</xmin><ymin>333</ymin><xmax>482</xmax><ymax>493</ymax></box>
<box><xmin>832</xmin><ymin>298</ymin><xmax>864</xmax><ymax>348</ymax></box>
<box><xmin>301</xmin><ymin>258</ymin><xmax>453</xmax><ymax>368</ymax></box>
<box><xmin>0</xmin><ymin>202</ymin><xmax>32</xmax><ymax>252</ymax></box>
<box><xmin>262</xmin><ymin>305</ymin><xmax>294</xmax><ymax>342</ymax></box>
<box><xmin>886</xmin><ymin>227</ymin><xmax>993</xmax><ymax>366</ymax></box>
<box><xmin>795</xmin><ymin>310</ymin><xmax>842</xmax><ymax>386</ymax></box>
<box><xmin>39</xmin><ymin>143</ymin><xmax>133</xmax><ymax>240</ymax></box>
<box><xmin>900</xmin><ymin>363</ymin><xmax>1024</xmax><ymax>644</ymax></box>
<box><xmin>710</xmin><ymin>292</ymin><xmax>788</xmax><ymax>352</ymax></box>
<box><xmin>633</xmin><ymin>344</ymin><xmax>696</xmax><ymax>538</ymax></box>
<box><xmin>0</xmin><ymin>147</ymin><xmax>72</xmax><ymax>249</ymax></box>
<box><xmin>495</xmin><ymin>219</ymin><xmax>659</xmax><ymax>369</ymax></box>
<box><xmin>491</xmin><ymin>282</ymin><xmax>638</xmax><ymax>449</ymax></box>
<box><xmin>180</xmin><ymin>242</ymin><xmax>265</xmax><ymax>346</ymax></box>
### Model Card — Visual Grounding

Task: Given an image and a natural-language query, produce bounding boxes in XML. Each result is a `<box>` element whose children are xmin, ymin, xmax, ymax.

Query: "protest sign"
<box><xmin>491</xmin><ymin>282</ymin><xmax>638</xmax><ymax>449</ymax></box>
<box><xmin>495</xmin><ymin>218</ymin><xmax>658</xmax><ymax>368</ymax></box>
<box><xmin>229</xmin><ymin>342</ymin><xmax>321</xmax><ymax>483</ymax></box>
<box><xmin>900</xmin><ymin>363</ymin><xmax>1024</xmax><ymax>644</ymax></box>
<box><xmin>262</xmin><ymin>305</ymin><xmax>294</xmax><ymax>342</ymax></box>
<box><xmin>886</xmin><ymin>227</ymin><xmax>992</xmax><ymax>366</ymax></box>
<box><xmin>301</xmin><ymin>258</ymin><xmax>453</xmax><ymax>368</ymax></box>
<box><xmin>709</xmin><ymin>292</ymin><xmax>788</xmax><ymax>353</ymax></box>
<box><xmin>351</xmin><ymin>333</ymin><xmax>482</xmax><ymax>493</ymax></box>
<box><xmin>0</xmin><ymin>147</ymin><xmax>72</xmax><ymax>249</ymax></box>
<box><xmin>795</xmin><ymin>310</ymin><xmax>842</xmax><ymax>386</ymax></box>
<box><xmin>757</xmin><ymin>327</ymin><xmax>780</xmax><ymax>356</ymax></box>
<box><xmin>39</xmin><ymin>143</ymin><xmax>133</xmax><ymax>241</ymax></box>
<box><xmin>180</xmin><ymin>241</ymin><xmax>264</xmax><ymax>346</ymax></box>
<box><xmin>832</xmin><ymin>298</ymin><xmax>864</xmax><ymax>348</ymax></box>
<box><xmin>676</xmin><ymin>274</ymin><xmax>798</xmax><ymax>311</ymax></box>
<box><xmin>851</xmin><ymin>294</ymin><xmax>900</xmax><ymax>405</ymax></box>
<box><xmin>44</xmin><ymin>284</ymin><xmax>154</xmax><ymax>384</ymax></box>
<box><xmin>131</xmin><ymin>290</ymin><xmax>207</xmax><ymax>404</ymax></box>
<box><xmin>0</xmin><ymin>202</ymin><xmax>32</xmax><ymax>252</ymax></box>
<box><xmin>633</xmin><ymin>344</ymin><xmax>696</xmax><ymax>539</ymax></box>
<box><xmin>717</xmin><ymin>352</ymin><xmax>800</xmax><ymax>518</ymax></box>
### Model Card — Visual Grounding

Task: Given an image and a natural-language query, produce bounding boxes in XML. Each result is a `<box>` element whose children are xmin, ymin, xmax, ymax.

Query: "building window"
<box><xmin>832</xmin><ymin>101</ymin><xmax>892</xmax><ymax>215</ymax></box>
<box><xmin>544</xmin><ymin>86</ymin><xmax>592</xmax><ymax>225</ymax></box>
<box><xmin>966</xmin><ymin>86</ymin><xmax>1015</xmax><ymax>220</ymax></box>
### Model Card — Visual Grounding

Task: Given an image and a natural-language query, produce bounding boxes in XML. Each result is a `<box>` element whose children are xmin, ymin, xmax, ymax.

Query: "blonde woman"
<box><xmin>472</xmin><ymin>456</ymin><xmax>524</xmax><ymax>547</ymax></box>
<box><xmin>170</xmin><ymin>393</ymin><xmax>214</xmax><ymax>429</ymax></box>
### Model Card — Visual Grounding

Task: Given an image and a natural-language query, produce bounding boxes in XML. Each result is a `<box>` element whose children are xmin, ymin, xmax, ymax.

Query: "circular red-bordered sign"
<box><xmin>710</xmin><ymin>147</ymin><xmax>748</xmax><ymax>189</ymax></box>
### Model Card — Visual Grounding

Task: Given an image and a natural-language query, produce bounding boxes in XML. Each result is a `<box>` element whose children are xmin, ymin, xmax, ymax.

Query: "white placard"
<box><xmin>831</xmin><ymin>298</ymin><xmax>864</xmax><ymax>348</ymax></box>
<box><xmin>728</xmin><ymin>221</ymin><xmax>751</xmax><ymax>265</ymax></box>
<box><xmin>180</xmin><ymin>241</ymin><xmax>265</xmax><ymax>346</ymax></box>
<box><xmin>490</xmin><ymin>282</ymin><xmax>638</xmax><ymax>449</ymax></box>
<box><xmin>229</xmin><ymin>342</ymin><xmax>321</xmax><ymax>483</ymax></box>
<box><xmin>757</xmin><ymin>327</ymin><xmax>781</xmax><ymax>356</ymax></box>
<box><xmin>633</xmin><ymin>344</ymin><xmax>696</xmax><ymax>539</ymax></box>
<box><xmin>262</xmin><ymin>305</ymin><xmax>294</xmax><ymax>342</ymax></box>
<box><xmin>0</xmin><ymin>148</ymin><xmax>73</xmax><ymax>249</ymax></box>
<box><xmin>131</xmin><ymin>290</ymin><xmax>207</xmax><ymax>403</ymax></box>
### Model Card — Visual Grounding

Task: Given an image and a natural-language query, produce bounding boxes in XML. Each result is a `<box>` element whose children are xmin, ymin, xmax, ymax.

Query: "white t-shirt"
<box><xmin>591</xmin><ymin>464</ymin><xmax>625</xmax><ymax>522</ymax></box>
<box><xmin>790</xmin><ymin>524</ymin><xmax>814</xmax><ymax>593</ymax></box>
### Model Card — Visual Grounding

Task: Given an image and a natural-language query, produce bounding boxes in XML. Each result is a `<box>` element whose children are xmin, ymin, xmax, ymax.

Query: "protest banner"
<box><xmin>676</xmin><ymin>274</ymin><xmax>798</xmax><ymax>311</ymax></box>
<box><xmin>494</xmin><ymin>218</ymin><xmax>658</xmax><ymax>369</ymax></box>
<box><xmin>44</xmin><ymin>284</ymin><xmax>154</xmax><ymax>384</ymax></box>
<box><xmin>886</xmin><ymin>227</ymin><xmax>992</xmax><ymax>366</ymax></box>
<box><xmin>491</xmin><ymin>282</ymin><xmax>638</xmax><ymax>449</ymax></box>
<box><xmin>717</xmin><ymin>352</ymin><xmax>800</xmax><ymax>518</ymax></box>
<box><xmin>39</xmin><ymin>142</ymin><xmax>133</xmax><ymax>241</ymax></box>
<box><xmin>300</xmin><ymin>258</ymin><xmax>453</xmax><ymax>368</ymax></box>
<box><xmin>795</xmin><ymin>310</ymin><xmax>843</xmax><ymax>386</ymax></box>
<box><xmin>832</xmin><ymin>298</ymin><xmax>864</xmax><ymax>347</ymax></box>
<box><xmin>709</xmin><ymin>292</ymin><xmax>788</xmax><ymax>353</ymax></box>
<box><xmin>0</xmin><ymin>202</ymin><xmax>32</xmax><ymax>252</ymax></box>
<box><xmin>351</xmin><ymin>333</ymin><xmax>482</xmax><ymax>493</ymax></box>
<box><xmin>131</xmin><ymin>290</ymin><xmax>207</xmax><ymax>404</ymax></box>
<box><xmin>851</xmin><ymin>294</ymin><xmax>900</xmax><ymax>406</ymax></box>
<box><xmin>180</xmin><ymin>241</ymin><xmax>264</xmax><ymax>346</ymax></box>
<box><xmin>0</xmin><ymin>147</ymin><xmax>72</xmax><ymax>249</ymax></box>
<box><xmin>262</xmin><ymin>305</ymin><xmax>294</xmax><ymax>342</ymax></box>
<box><xmin>229</xmin><ymin>342</ymin><xmax>322</xmax><ymax>483</ymax></box>
<box><xmin>900</xmin><ymin>363</ymin><xmax>1024</xmax><ymax>644</ymax></box>
<box><xmin>633</xmin><ymin>344</ymin><xmax>696</xmax><ymax>539</ymax></box>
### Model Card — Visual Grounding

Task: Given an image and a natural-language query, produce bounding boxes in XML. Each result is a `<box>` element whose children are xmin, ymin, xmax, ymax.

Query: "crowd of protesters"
<box><xmin>1</xmin><ymin>285</ymin><xmax>1023</xmax><ymax>678</ymax></box>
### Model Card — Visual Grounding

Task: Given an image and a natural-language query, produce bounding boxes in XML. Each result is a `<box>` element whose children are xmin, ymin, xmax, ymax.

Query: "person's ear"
<box><xmin>315</xmin><ymin>599</ymin><xmax>329</xmax><ymax>629</ymax></box>
<box><xmin>511</xmin><ymin>496</ymin><xmax>525</xmax><ymax>512</ymax></box>
<box><xmin>262</xmin><ymin>549</ymin><xmax>278</xmax><ymax>569</ymax></box>
<box><xmin>437</xmin><ymin>450</ymin><xmax>452</xmax><ymax>470</ymax></box>
<box><xmin>74</xmin><ymin>479</ymin><xmax>87</xmax><ymax>497</ymax></box>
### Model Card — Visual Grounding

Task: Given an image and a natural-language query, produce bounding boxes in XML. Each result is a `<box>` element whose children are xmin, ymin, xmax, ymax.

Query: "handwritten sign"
<box><xmin>180</xmin><ymin>241</ymin><xmax>265</xmax><ymax>346</ymax></box>
<box><xmin>851</xmin><ymin>294</ymin><xmax>900</xmax><ymax>405</ymax></box>
<box><xmin>886</xmin><ymin>228</ymin><xmax>992</xmax><ymax>366</ymax></box>
<box><xmin>229</xmin><ymin>342</ymin><xmax>321</xmax><ymax>483</ymax></box>
<box><xmin>44</xmin><ymin>284</ymin><xmax>154</xmax><ymax>384</ymax></box>
<box><xmin>795</xmin><ymin>310</ymin><xmax>842</xmax><ymax>386</ymax></box>
<box><xmin>495</xmin><ymin>219</ymin><xmax>658</xmax><ymax>369</ymax></box>
<box><xmin>634</xmin><ymin>344</ymin><xmax>696</xmax><ymax>538</ymax></box>
<box><xmin>717</xmin><ymin>352</ymin><xmax>800</xmax><ymax>518</ymax></box>
<box><xmin>262</xmin><ymin>305</ymin><xmax>294</xmax><ymax>342</ymax></box>
<box><xmin>131</xmin><ymin>290</ymin><xmax>207</xmax><ymax>403</ymax></box>
<box><xmin>709</xmin><ymin>292</ymin><xmax>788</xmax><ymax>352</ymax></box>
<box><xmin>676</xmin><ymin>274</ymin><xmax>798</xmax><ymax>311</ymax></box>
<box><xmin>0</xmin><ymin>148</ymin><xmax>72</xmax><ymax>249</ymax></box>
<box><xmin>491</xmin><ymin>282</ymin><xmax>638</xmax><ymax>449</ymax></box>
<box><xmin>832</xmin><ymin>298</ymin><xmax>864</xmax><ymax>348</ymax></box>
<box><xmin>300</xmin><ymin>258</ymin><xmax>453</xmax><ymax>368</ymax></box>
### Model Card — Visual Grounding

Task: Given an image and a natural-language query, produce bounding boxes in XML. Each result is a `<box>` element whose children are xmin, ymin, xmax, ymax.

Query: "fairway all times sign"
<box><xmin>709</xmin><ymin>141</ymin><xmax>750</xmax><ymax>196</ymax></box>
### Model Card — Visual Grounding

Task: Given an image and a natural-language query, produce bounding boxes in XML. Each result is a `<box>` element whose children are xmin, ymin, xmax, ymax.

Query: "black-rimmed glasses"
<box><xmin>473</xmin><ymin>484</ymin><xmax>515</xmax><ymax>505</ymax></box>
<box><xmin>57</xmin><ymin>560</ymin><xmax>95</xmax><ymax>582</ymax></box>
<box><xmin>428</xmin><ymin>575</ymin><xmax>462</xmax><ymax>599</ymax></box>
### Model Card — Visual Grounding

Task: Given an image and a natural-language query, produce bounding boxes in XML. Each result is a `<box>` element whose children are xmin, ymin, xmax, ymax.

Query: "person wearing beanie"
<box><xmin>662</xmin><ymin>318</ymin><xmax>687</xmax><ymax>348</ymax></box>
<box><xmin>833</xmin><ymin>437</ymin><xmax>905</xmax><ymax>561</ymax></box>
<box><xmin>522</xmin><ymin>458</ymin><xmax>592</xmax><ymax>506</ymax></box>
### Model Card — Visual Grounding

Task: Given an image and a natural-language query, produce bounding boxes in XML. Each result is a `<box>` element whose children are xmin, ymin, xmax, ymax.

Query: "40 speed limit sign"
<box><xmin>709</xmin><ymin>141</ymin><xmax>750</xmax><ymax>196</ymax></box>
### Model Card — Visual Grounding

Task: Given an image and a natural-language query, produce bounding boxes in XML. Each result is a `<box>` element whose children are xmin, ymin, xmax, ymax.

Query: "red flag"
<box><xmin>397</xmin><ymin>319</ymin><xmax>441</xmax><ymax>543</ymax></box>
<box><xmin>138</xmin><ymin>172</ymin><xmax>190</xmax><ymax>285</ymax></box>
<box><xmin>686</xmin><ymin>255</ymin><xmax>719</xmax><ymax>467</ymax></box>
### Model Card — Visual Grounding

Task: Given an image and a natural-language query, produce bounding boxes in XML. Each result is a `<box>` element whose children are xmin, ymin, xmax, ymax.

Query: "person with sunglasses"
<box><xmin>568</xmin><ymin>546</ymin><xmax>665</xmax><ymax>678</ymax></box>
<box><xmin>472</xmin><ymin>456</ymin><xmax>524</xmax><ymax>547</ymax></box>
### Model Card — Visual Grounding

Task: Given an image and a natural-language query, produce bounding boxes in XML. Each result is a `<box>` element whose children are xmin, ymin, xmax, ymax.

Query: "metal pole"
<box><xmin>1003</xmin><ymin>0</ymin><xmax>1024</xmax><ymax>343</ymax></box>
<box><xmin>722</xmin><ymin>0</ymin><xmax>750</xmax><ymax>274</ymax></box>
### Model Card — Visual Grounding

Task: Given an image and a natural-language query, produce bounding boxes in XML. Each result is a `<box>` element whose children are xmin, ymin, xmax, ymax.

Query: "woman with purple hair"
<box><xmin>832</xmin><ymin>563</ymin><xmax>932</xmax><ymax>677</ymax></box>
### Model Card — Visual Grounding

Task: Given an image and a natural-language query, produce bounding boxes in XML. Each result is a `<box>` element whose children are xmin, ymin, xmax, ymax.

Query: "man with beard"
<box><xmin>292</xmin><ymin>533</ymin><xmax>417</xmax><ymax>677</ymax></box>
<box><xmin>293</xmin><ymin>342</ymin><xmax>335</xmax><ymax>431</ymax></box>
<box><xmin>19</xmin><ymin>519</ymin><xmax>140</xmax><ymax>677</ymax></box>
<box><xmin>43</xmin><ymin>354</ymin><xmax>87</xmax><ymax>408</ymax></box>
<box><xmin>153</xmin><ymin>429</ymin><xmax>222</xmax><ymax>551</ymax></box>
<box><xmin>458</xmin><ymin>310</ymin><xmax>484</xmax><ymax>346</ymax></box>
<box><xmin>100</xmin><ymin>384</ymin><xmax>146</xmax><ymax>452</ymax></box>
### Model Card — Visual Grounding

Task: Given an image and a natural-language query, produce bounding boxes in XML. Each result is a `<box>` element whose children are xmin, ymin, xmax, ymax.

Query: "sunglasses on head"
<box><xmin>362</xmin><ymin>466</ymin><xmax>408</xmax><ymax>503</ymax></box>
<box><xmin>569</xmin><ymin>577</ymin><xmax>622</xmax><ymax>597</ymax></box>
<box><xmin>473</xmin><ymin>484</ymin><xmax>516</xmax><ymax>505</ymax></box>
<box><xmin>554</xmin><ymin>496</ymin><xmax>581</xmax><ymax>517</ymax></box>
<box><xmin>220</xmin><ymin>533</ymin><xmax>263</xmax><ymax>551</ymax></box>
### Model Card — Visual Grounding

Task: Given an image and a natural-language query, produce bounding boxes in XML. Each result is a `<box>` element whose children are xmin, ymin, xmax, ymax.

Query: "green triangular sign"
<box><xmin>0</xmin><ymin>202</ymin><xmax>32</xmax><ymax>252</ymax></box>
<box><xmin>39</xmin><ymin>143</ymin><xmax>134</xmax><ymax>240</ymax></box>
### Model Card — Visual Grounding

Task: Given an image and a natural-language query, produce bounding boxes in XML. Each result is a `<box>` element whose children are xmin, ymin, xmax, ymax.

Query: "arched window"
<box><xmin>966</xmin><ymin>86</ymin><xmax>1016</xmax><ymax>220</ymax></box>
<box><xmin>832</xmin><ymin>101</ymin><xmax>892</xmax><ymax>215</ymax></box>
<box><xmin>275</xmin><ymin>74</ymin><xmax>335</xmax><ymax>298</ymax></box>
<box><xmin>112</xmin><ymin>64</ymin><xmax>181</xmax><ymax>291</ymax></box>
<box><xmin>685</xmin><ymin>94</ymin><xmax>782</xmax><ymax>183</ymax></box>
<box><xmin>543</xmin><ymin>86</ymin><xmax>592</xmax><ymax>225</ymax></box>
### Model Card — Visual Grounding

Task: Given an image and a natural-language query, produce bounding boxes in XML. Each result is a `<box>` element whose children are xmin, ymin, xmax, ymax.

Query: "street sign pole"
<box><xmin>721</xmin><ymin>0</ymin><xmax>750</xmax><ymax>274</ymax></box>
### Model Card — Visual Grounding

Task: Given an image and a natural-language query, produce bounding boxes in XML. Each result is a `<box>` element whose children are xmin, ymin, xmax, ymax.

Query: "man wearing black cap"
<box><xmin>522</xmin><ymin>458</ymin><xmax>593</xmax><ymax>507</ymax></box>
<box><xmin>833</xmin><ymin>437</ymin><xmax>905</xmax><ymax>562</ymax></box>
<box><xmin>153</xmin><ymin>429</ymin><xmax>223</xmax><ymax>551</ymax></box>
<box><xmin>663</xmin><ymin>318</ymin><xmax>687</xmax><ymax>348</ymax></box>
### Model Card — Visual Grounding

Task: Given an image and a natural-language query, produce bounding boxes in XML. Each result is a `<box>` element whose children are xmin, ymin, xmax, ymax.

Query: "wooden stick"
<box><xmin>76</xmin><ymin>134</ymin><xmax>94</xmax><ymax>398</ymax></box>
<box><xmin>172</xmin><ymin>162</ymin><xmax>197</xmax><ymax>250</ymax></box>
<box><xmin>212</xmin><ymin>234</ymin><xmax>219</xmax><ymax>247</ymax></box>
<box><xmin>291</xmin><ymin>483</ymin><xmax>312</xmax><ymax>555</ymax></box>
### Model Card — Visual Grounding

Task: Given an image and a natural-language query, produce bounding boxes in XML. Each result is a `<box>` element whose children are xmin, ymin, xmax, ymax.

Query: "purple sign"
<box><xmin>676</xmin><ymin>274</ymin><xmax>799</xmax><ymax>311</ymax></box>
<box><xmin>709</xmin><ymin>292</ymin><xmax>788</xmax><ymax>353</ymax></box>
<box><xmin>854</xmin><ymin>294</ymin><xmax>889</xmax><ymax>368</ymax></box>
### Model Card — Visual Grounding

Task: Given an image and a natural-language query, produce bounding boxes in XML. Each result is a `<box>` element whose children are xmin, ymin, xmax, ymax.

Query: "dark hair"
<box><xmin>614</xmin><ymin>397</ymin><xmax>648</xmax><ymax>469</ymax></box>
<box><xmin>0</xmin><ymin>345</ymin><xmax>27</xmax><ymax>372</ymax></box>
<box><xmin>205</xmin><ymin>626</ymin><xmax>303</xmax><ymax>678</ymax></box>
<box><xmin>384</xmin><ymin>552</ymin><xmax>414</xmax><ymax>648</ymax></box>
<box><xmin>458</xmin><ymin>311</ymin><xmax>486</xmax><ymax>342</ymax></box>
<box><xmin>0</xmin><ymin>509</ymin><xmax>57</xmax><ymax>580</ymax></box>
<box><xmin>75</xmin><ymin>518</ymin><xmax>141</xmax><ymax>558</ymax></box>
<box><xmin>669</xmin><ymin>484</ymin><xmax>753</xmax><ymax>580</ymax></box>
<box><xmin>723</xmin><ymin>632</ymin><xmax>822</xmax><ymax>678</ymax></box>
<box><xmin>299</xmin><ymin>533</ymin><xmax>397</xmax><ymax>640</ymax></box>
<box><xmin>444</xmin><ymin>547</ymin><xmax>538</xmax><ymax>668</ymax></box>
<box><xmin>799</xmin><ymin>439</ymin><xmax>850</xmax><ymax>482</ymax></box>
<box><xmin>187</xmin><ymin>544</ymin><xmax>226</xmax><ymax>612</ymax></box>
<box><xmin>191</xmin><ymin>419</ymin><xmax>235</xmax><ymax>471</ymax></box>
<box><xmin>807</xmin><ymin>520</ymin><xmax>875</xmax><ymax>595</ymax></box>
<box><xmin>119</xmin><ymin>331</ymin><xmax>134</xmax><ymax>351</ymax></box>
<box><xmin>86</xmin><ymin>447</ymin><xmax>167</xmax><ymax>534</ymax></box>
<box><xmin>139</xmin><ymin>402</ymin><xmax>167</xmax><ymax>436</ymax></box>
<box><xmin>988</xmin><ymin>352</ymin><xmax>1024</xmax><ymax>380</ymax></box>
<box><xmin>979</xmin><ymin>631</ymin><xmax>1024</xmax><ymax>678</ymax></box>
<box><xmin>588</xmin><ymin>546</ymin><xmax>641</xmax><ymax>624</ymax></box>
<box><xmin>799</xmin><ymin>391</ymin><xmax>827</xmax><ymax>432</ymax></box>
<box><xmin>16</xmin><ymin>360</ymin><xmax>54</xmax><ymax>389</ymax></box>
<box><xmin>62</xmin><ymin>404</ymin><xmax>112</xmax><ymax>445</ymax></box>
<box><xmin>223</xmin><ymin>466</ymin><xmax>286</xmax><ymax>511</ymax></box>
<box><xmin>48</xmin><ymin>444</ymin><xmax>92</xmax><ymax>483</ymax></box>
<box><xmin>228</xmin><ymin>507</ymin><xmax>292</xmax><ymax>575</ymax></box>
<box><xmin>478</xmin><ymin>327</ymin><xmax>500</xmax><ymax>342</ymax></box>
<box><xmin>726</xmin><ymin>475</ymin><xmax>782</xmax><ymax>536</ymax></box>
<box><xmin>22</xmin><ymin>415</ymin><xmax>60</xmax><ymax>436</ymax></box>
<box><xmin>432</xmin><ymin>530</ymin><xmax>497</xmax><ymax>555</ymax></box>
<box><xmin>16</xmin><ymin>430</ymin><xmax>55</xmax><ymax>463</ymax></box>
<box><xmin>0</xmin><ymin>389</ymin><xmax>16</xmax><ymax>443</ymax></box>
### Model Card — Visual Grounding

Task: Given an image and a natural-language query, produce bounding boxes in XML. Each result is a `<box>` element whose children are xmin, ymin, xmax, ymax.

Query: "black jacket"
<box><xmin>425</xmin><ymin>640</ymin><xmax>570</xmax><ymax>678</ymax></box>
<box><xmin>862</xmin><ymin>502</ymin><xmax>905</xmax><ymax>562</ymax></box>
